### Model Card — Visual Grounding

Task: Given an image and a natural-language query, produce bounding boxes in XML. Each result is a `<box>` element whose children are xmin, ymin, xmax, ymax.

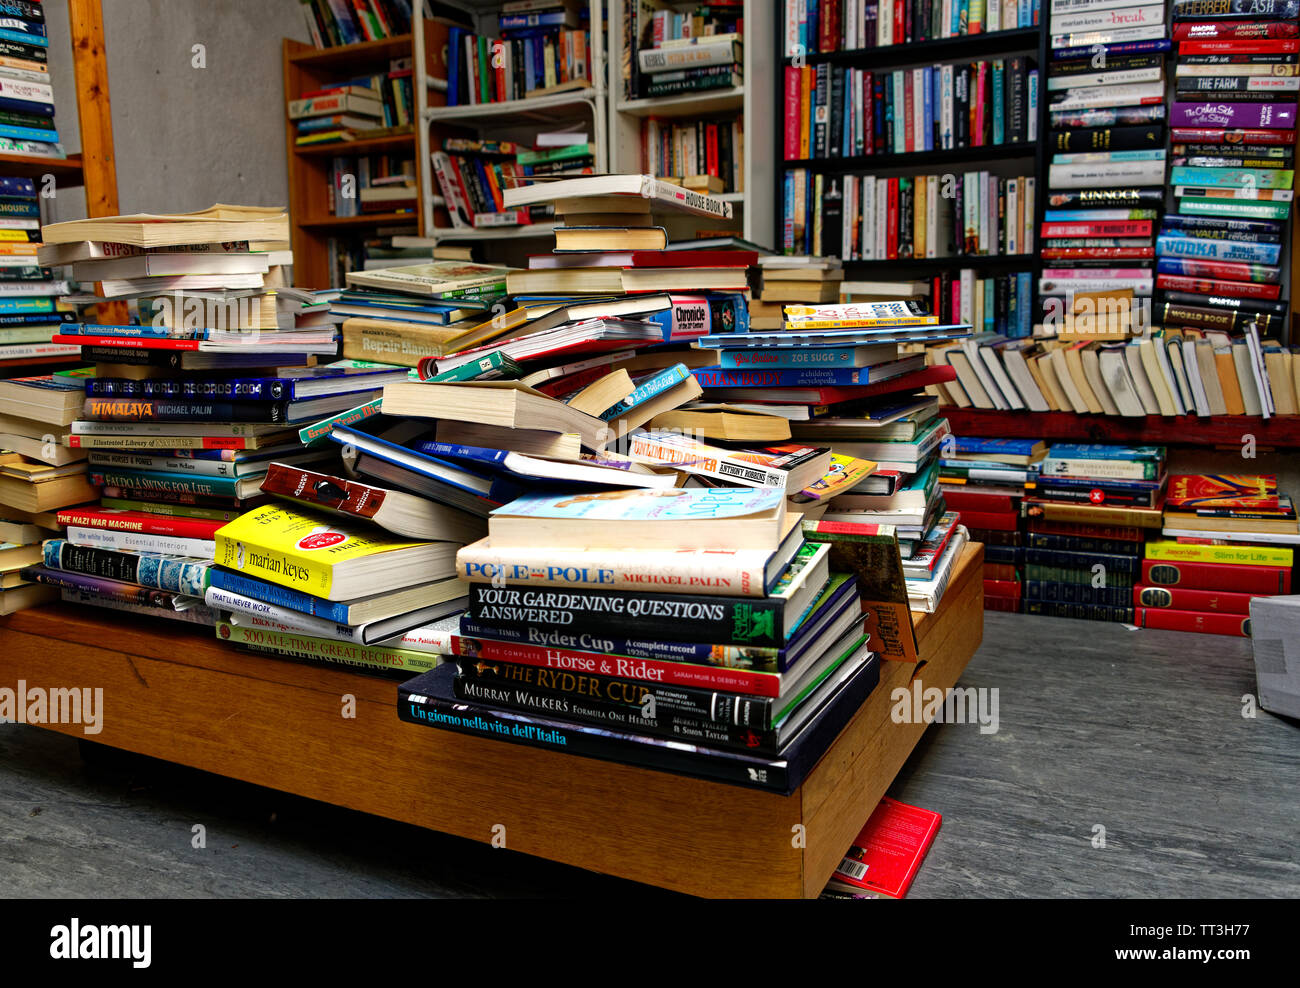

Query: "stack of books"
<box><xmin>1</xmin><ymin>175</ymin><xmax>76</xmax><ymax>368</ymax></box>
<box><xmin>938</xmin><ymin>436</ymin><xmax>1043</xmax><ymax>611</ymax></box>
<box><xmin>326</xmin><ymin>152</ymin><xmax>416</xmax><ymax>218</ymax></box>
<box><xmin>641</xmin><ymin>121</ymin><xmax>744</xmax><ymax>196</ymax></box>
<box><xmin>631</xmin><ymin>5</ymin><xmax>741</xmax><ymax>100</ymax></box>
<box><xmin>431</xmin><ymin>137</ymin><xmax>592</xmax><ymax>230</ymax></box>
<box><xmin>755</xmin><ymin>255</ymin><xmax>843</xmax><ymax>313</ymax></box>
<box><xmin>1021</xmin><ymin>443</ymin><xmax>1168</xmax><ymax>622</ymax></box>
<box><xmin>335</xmin><ymin>260</ymin><xmax>516</xmax><ymax>367</ymax></box>
<box><xmin>1135</xmin><ymin>473</ymin><xmax>1297</xmax><ymax>636</ymax></box>
<box><xmin>1155</xmin><ymin>0</ymin><xmax>1299</xmax><ymax>412</ymax></box>
<box><xmin>783</xmin><ymin>0</ymin><xmax>1042</xmax><ymax>49</ymax></box>
<box><xmin>1039</xmin><ymin>2</ymin><xmax>1170</xmax><ymax>335</ymax></box>
<box><xmin>445</xmin><ymin>2</ymin><xmax>592</xmax><ymax>105</ymax></box>
<box><xmin>11</xmin><ymin>205</ymin><xmax>376</xmax><ymax>619</ymax></box>
<box><xmin>290</xmin><ymin>79</ymin><xmax>407</xmax><ymax>148</ymax></box>
<box><xmin>0</xmin><ymin>371</ymin><xmax>94</xmax><ymax>614</ymax></box>
<box><xmin>400</xmin><ymin>487</ymin><xmax>883</xmax><ymax>794</ymax></box>
<box><xmin>298</xmin><ymin>0</ymin><xmax>415</xmax><ymax>48</ymax></box>
<box><xmin>0</xmin><ymin>4</ymin><xmax>62</xmax><ymax>161</ymax></box>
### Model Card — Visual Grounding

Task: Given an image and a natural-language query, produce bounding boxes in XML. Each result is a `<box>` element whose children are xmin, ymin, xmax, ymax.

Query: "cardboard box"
<box><xmin>1248</xmin><ymin>595</ymin><xmax>1300</xmax><ymax>720</ymax></box>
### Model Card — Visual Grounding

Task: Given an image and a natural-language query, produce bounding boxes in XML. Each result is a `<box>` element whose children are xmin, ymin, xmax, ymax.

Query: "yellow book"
<box><xmin>214</xmin><ymin>503</ymin><xmax>457</xmax><ymax>600</ymax></box>
<box><xmin>0</xmin><ymin>230</ymin><xmax>35</xmax><ymax>242</ymax></box>
<box><xmin>215</xmin><ymin>621</ymin><xmax>440</xmax><ymax>676</ymax></box>
<box><xmin>1144</xmin><ymin>539</ymin><xmax>1294</xmax><ymax>568</ymax></box>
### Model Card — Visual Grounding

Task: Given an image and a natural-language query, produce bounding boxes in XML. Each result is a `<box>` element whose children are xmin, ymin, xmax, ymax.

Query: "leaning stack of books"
<box><xmin>0</xmin><ymin>3</ymin><xmax>63</xmax><ymax>162</ymax></box>
<box><xmin>400</xmin><ymin>487</ymin><xmax>882</xmax><ymax>794</ymax></box>
<box><xmin>1135</xmin><ymin>473</ymin><xmax>1298</xmax><ymax>636</ymax></box>
<box><xmin>289</xmin><ymin>80</ymin><xmax>401</xmax><ymax>149</ymax></box>
<box><xmin>632</xmin><ymin>5</ymin><xmax>741</xmax><ymax>100</ymax></box>
<box><xmin>1020</xmin><ymin>443</ymin><xmax>1168</xmax><ymax>622</ymax></box>
<box><xmin>1039</xmin><ymin>1</ymin><xmax>1171</xmax><ymax>336</ymax></box>
<box><xmin>0</xmin><ymin>371</ymin><xmax>94</xmax><ymax>613</ymax></box>
<box><xmin>0</xmin><ymin>175</ymin><xmax>77</xmax><ymax>370</ymax></box>
<box><xmin>938</xmin><ymin>437</ymin><xmax>1045</xmax><ymax>612</ymax></box>
<box><xmin>1155</xmin><ymin>0</ymin><xmax>1299</xmax><ymax>403</ymax></box>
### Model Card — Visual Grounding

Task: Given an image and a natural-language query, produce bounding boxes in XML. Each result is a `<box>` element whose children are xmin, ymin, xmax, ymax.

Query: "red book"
<box><xmin>863</xmin><ymin>71</ymin><xmax>874</xmax><ymax>156</ymax></box>
<box><xmin>942</xmin><ymin>489</ymin><xmax>1020</xmax><ymax>512</ymax></box>
<box><xmin>955</xmin><ymin>509</ymin><xmax>1019</xmax><ymax>531</ymax></box>
<box><xmin>54</xmin><ymin>335</ymin><xmax>205</xmax><ymax>351</ymax></box>
<box><xmin>54</xmin><ymin>508</ymin><xmax>226</xmax><ymax>540</ymax></box>
<box><xmin>984</xmin><ymin>578</ymin><xmax>1022</xmax><ymax>597</ymax></box>
<box><xmin>1179</xmin><ymin>39</ymin><xmax>1300</xmax><ymax>55</ymax></box>
<box><xmin>1173</xmin><ymin>21</ymin><xmax>1300</xmax><ymax>40</ymax></box>
<box><xmin>1041</xmin><ymin>221</ymin><xmax>1153</xmax><ymax>238</ymax></box>
<box><xmin>1170</xmin><ymin>127</ymin><xmax>1296</xmax><ymax>145</ymax></box>
<box><xmin>984</xmin><ymin>562</ymin><xmax>1020</xmax><ymax>581</ymax></box>
<box><xmin>904</xmin><ymin>69</ymin><xmax>915</xmax><ymax>153</ymax></box>
<box><xmin>1135</xmin><ymin>607</ymin><xmax>1253</xmax><ymax>638</ymax></box>
<box><xmin>784</xmin><ymin>67</ymin><xmax>800</xmax><ymax>159</ymax></box>
<box><xmin>1041</xmin><ymin>247</ymin><xmax>1155</xmax><ymax>259</ymax></box>
<box><xmin>530</xmin><ymin>250</ymin><xmax>759</xmax><ymax>268</ymax></box>
<box><xmin>1027</xmin><ymin>520</ymin><xmax>1143</xmax><ymax>541</ymax></box>
<box><xmin>1160</xmin><ymin>258</ymin><xmax>1279</xmax><ymax>283</ymax></box>
<box><xmin>826</xmin><ymin>798</ymin><xmax>941</xmax><ymax>898</ymax></box>
<box><xmin>984</xmin><ymin>595</ymin><xmax>1020</xmax><ymax>612</ymax></box>
<box><xmin>704</xmin><ymin>364</ymin><xmax>959</xmax><ymax>406</ymax></box>
<box><xmin>706</xmin><ymin>122</ymin><xmax>719</xmax><ymax>178</ymax></box>
<box><xmin>1133</xmin><ymin>584</ymin><xmax>1255</xmax><ymax>615</ymax></box>
<box><xmin>886</xmin><ymin>178</ymin><xmax>899</xmax><ymax>259</ymax></box>
<box><xmin>1141</xmin><ymin>557</ymin><xmax>1292</xmax><ymax>595</ymax></box>
<box><xmin>1155</xmin><ymin>274</ymin><xmax>1282</xmax><ymax>300</ymax></box>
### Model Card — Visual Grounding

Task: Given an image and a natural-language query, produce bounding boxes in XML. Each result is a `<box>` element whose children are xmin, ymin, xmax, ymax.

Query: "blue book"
<box><xmin>1016</xmin><ymin>272</ymin><xmax>1033</xmax><ymax>339</ymax></box>
<box><xmin>329</xmin><ymin>425</ymin><xmax>521</xmax><ymax>516</ymax></box>
<box><xmin>0</xmin><ymin>123</ymin><xmax>56</xmax><ymax>143</ymax></box>
<box><xmin>0</xmin><ymin>176</ymin><xmax>35</xmax><ymax>197</ymax></box>
<box><xmin>447</xmin><ymin>26</ymin><xmax>461</xmax><ymax>106</ymax></box>
<box><xmin>0</xmin><ymin>26</ymin><xmax>45</xmax><ymax>46</ymax></box>
<box><xmin>952</xmin><ymin>437</ymin><xmax>1045</xmax><ymax>456</ymax></box>
<box><xmin>1156</xmin><ymin>235</ymin><xmax>1281</xmax><ymax>265</ymax></box>
<box><xmin>1046</xmin><ymin>443</ymin><xmax>1165</xmax><ymax>462</ymax></box>
<box><xmin>717</xmin><ymin>344</ymin><xmax>898</xmax><ymax>370</ymax></box>
<box><xmin>600</xmin><ymin>364</ymin><xmax>691</xmax><ymax>421</ymax></box>
<box><xmin>692</xmin><ymin>355</ymin><xmax>925</xmax><ymax>389</ymax></box>
<box><xmin>992</xmin><ymin>61</ymin><xmax>1005</xmax><ymax>146</ymax></box>
<box><xmin>88</xmin><ymin>468</ymin><xmax>244</xmax><ymax>498</ymax></box>
<box><xmin>0</xmin><ymin>97</ymin><xmax>54</xmax><ymax>117</ymax></box>
<box><xmin>699</xmin><ymin>324</ymin><xmax>971</xmax><ymax>349</ymax></box>
<box><xmin>499</xmin><ymin>11</ymin><xmax>571</xmax><ymax>28</ymax></box>
<box><xmin>209</xmin><ymin>568</ymin><xmax>356</xmax><ymax>624</ymax></box>
<box><xmin>84</xmin><ymin>364</ymin><xmax>408</xmax><ymax>401</ymax></box>
<box><xmin>0</xmin><ymin>298</ymin><xmax>54</xmax><ymax>314</ymax></box>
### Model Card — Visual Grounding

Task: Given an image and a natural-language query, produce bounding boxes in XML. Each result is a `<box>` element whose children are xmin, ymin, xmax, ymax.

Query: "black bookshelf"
<box><xmin>780</xmin><ymin>27</ymin><xmax>1040</xmax><ymax>69</ymax></box>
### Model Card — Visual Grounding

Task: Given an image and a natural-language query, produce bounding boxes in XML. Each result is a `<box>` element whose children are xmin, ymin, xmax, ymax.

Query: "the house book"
<box><xmin>500</xmin><ymin>173</ymin><xmax>734</xmax><ymax>219</ymax></box>
<box><xmin>213</xmin><ymin>503</ymin><xmax>458</xmax><ymax>600</ymax></box>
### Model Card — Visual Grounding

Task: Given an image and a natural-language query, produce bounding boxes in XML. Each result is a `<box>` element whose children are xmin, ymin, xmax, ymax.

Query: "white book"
<box><xmin>876</xmin><ymin>177</ymin><xmax>887</xmax><ymax>260</ymax></box>
<box><xmin>960</xmin><ymin>268</ymin><xmax>975</xmax><ymax>325</ymax></box>
<box><xmin>1196</xmin><ymin>341</ymin><xmax>1228</xmax><ymax>417</ymax></box>
<box><xmin>1178</xmin><ymin>339</ymin><xmax>1211</xmax><ymax>418</ymax></box>
<box><xmin>1246</xmin><ymin>326</ymin><xmax>1275</xmax><ymax>418</ymax></box>
<box><xmin>1166</xmin><ymin>338</ymin><xmax>1194</xmax><ymax>413</ymax></box>
<box><xmin>64</xmin><ymin>526</ymin><xmax>216</xmax><ymax>560</ymax></box>
<box><xmin>880</xmin><ymin>0</ymin><xmax>892</xmax><ymax>45</ymax></box>
<box><xmin>1007</xmin><ymin>181</ymin><xmax>1020</xmax><ymax>255</ymax></box>
<box><xmin>1051</xmin><ymin>0</ymin><xmax>1149</xmax><ymax>11</ymax></box>
<box><xmin>1233</xmin><ymin>342</ymin><xmax>1264</xmax><ymax>416</ymax></box>
<box><xmin>1098</xmin><ymin>348</ymin><xmax>1145</xmax><ymax>417</ymax></box>
<box><xmin>1049</xmin><ymin>347</ymin><xmax>1091</xmax><ymax>413</ymax></box>
<box><xmin>913</xmin><ymin>68</ymin><xmax>927</xmax><ymax>152</ymax></box>
<box><xmin>988</xmin><ymin>0</ymin><xmax>1001</xmax><ymax>32</ymax></box>
<box><xmin>1051</xmin><ymin>5</ymin><xmax>1164</xmax><ymax>34</ymax></box>
<box><xmin>1046</xmin><ymin>67</ymin><xmax>1164</xmax><ymax>90</ymax></box>
<box><xmin>1047</xmin><ymin>80</ymin><xmax>1165</xmax><ymax>108</ymax></box>
<box><xmin>1081</xmin><ymin>347</ymin><xmax>1120</xmax><ymax>416</ymax></box>
<box><xmin>1052</xmin><ymin>24</ymin><xmax>1167</xmax><ymax>48</ymax></box>
<box><xmin>1048</xmin><ymin>160</ymin><xmax>1166</xmax><ymax>187</ymax></box>
<box><xmin>1001</xmin><ymin>345</ymin><xmax>1051</xmax><ymax>412</ymax></box>
<box><xmin>1153</xmin><ymin>337</ymin><xmax>1187</xmax><ymax>416</ymax></box>
<box><xmin>1023</xmin><ymin>177</ymin><xmax>1035</xmax><ymax>251</ymax></box>
<box><xmin>945</xmin><ymin>350</ymin><xmax>994</xmax><ymax>408</ymax></box>
<box><xmin>926</xmin><ymin>178</ymin><xmax>939</xmax><ymax>258</ymax></box>
<box><xmin>981</xmin><ymin>343</ymin><xmax>1027</xmax><ymax>410</ymax></box>
<box><xmin>1123</xmin><ymin>344</ymin><xmax>1161</xmax><ymax>416</ymax></box>
<box><xmin>940</xmin><ymin>64</ymin><xmax>954</xmax><ymax>149</ymax></box>
<box><xmin>962</xmin><ymin>339</ymin><xmax>1009</xmax><ymax>409</ymax></box>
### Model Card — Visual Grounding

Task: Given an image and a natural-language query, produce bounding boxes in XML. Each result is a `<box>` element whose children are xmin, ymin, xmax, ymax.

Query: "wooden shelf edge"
<box><xmin>942</xmin><ymin>408</ymin><xmax>1300</xmax><ymax>447</ymax></box>
<box><xmin>288</xmin><ymin>33</ymin><xmax>413</xmax><ymax>66</ymax></box>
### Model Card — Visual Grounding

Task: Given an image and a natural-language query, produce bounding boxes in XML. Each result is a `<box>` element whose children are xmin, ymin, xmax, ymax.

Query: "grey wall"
<box><xmin>43</xmin><ymin>0</ymin><xmax>312</xmax><ymax>222</ymax></box>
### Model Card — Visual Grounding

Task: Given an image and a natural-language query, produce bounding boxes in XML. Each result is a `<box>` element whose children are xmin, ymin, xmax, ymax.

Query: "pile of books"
<box><xmin>327</xmin><ymin>152</ymin><xmax>416</xmax><ymax>218</ymax></box>
<box><xmin>298</xmin><ymin>0</ymin><xmax>415</xmax><ymax>47</ymax></box>
<box><xmin>445</xmin><ymin>2</ymin><xmax>592</xmax><ymax>105</ymax></box>
<box><xmin>0</xmin><ymin>3</ymin><xmax>61</xmax><ymax>161</ymax></box>
<box><xmin>784</xmin><ymin>0</ymin><xmax>1041</xmax><ymax>50</ymax></box>
<box><xmin>1136</xmin><ymin>473</ymin><xmax>1297</xmax><ymax>637</ymax></box>
<box><xmin>1039</xmin><ymin>1</ymin><xmax>1170</xmax><ymax>335</ymax></box>
<box><xmin>1</xmin><ymin>175</ymin><xmax>76</xmax><ymax>369</ymax></box>
<box><xmin>1155</xmin><ymin>0</ymin><xmax>1299</xmax><ymax>416</ymax></box>
<box><xmin>0</xmin><ymin>371</ymin><xmax>94</xmax><ymax>614</ymax></box>
<box><xmin>756</xmin><ymin>255</ymin><xmax>843</xmax><ymax>308</ymax></box>
<box><xmin>1022</xmin><ymin>442</ymin><xmax>1168</xmax><ymax>622</ymax></box>
<box><xmin>783</xmin><ymin>56</ymin><xmax>1039</xmax><ymax>161</ymax></box>
<box><xmin>290</xmin><ymin>72</ymin><xmax>412</xmax><ymax>148</ymax></box>
<box><xmin>640</xmin><ymin>119</ymin><xmax>744</xmax><ymax>195</ymax></box>
<box><xmin>631</xmin><ymin>4</ymin><xmax>741</xmax><ymax>100</ymax></box>
<box><xmin>11</xmin><ymin>205</ymin><xmax>379</xmax><ymax>622</ymax></box>
<box><xmin>938</xmin><ymin>436</ymin><xmax>1043</xmax><ymax>612</ymax></box>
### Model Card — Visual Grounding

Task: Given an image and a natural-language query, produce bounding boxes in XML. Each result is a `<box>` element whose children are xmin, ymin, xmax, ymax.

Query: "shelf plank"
<box><xmin>427</xmin><ymin>89</ymin><xmax>600</xmax><ymax>124</ymax></box>
<box><xmin>288</xmin><ymin>33</ymin><xmax>413</xmax><ymax>68</ymax></box>
<box><xmin>785</xmin><ymin>142</ymin><xmax>1039</xmax><ymax>171</ymax></box>
<box><xmin>0</xmin><ymin>152</ymin><xmax>84</xmax><ymax>184</ymax></box>
<box><xmin>784</xmin><ymin>28</ymin><xmax>1041</xmax><ymax>68</ymax></box>
<box><xmin>843</xmin><ymin>253</ymin><xmax>1036</xmax><ymax>272</ymax></box>
<box><xmin>294</xmin><ymin>131</ymin><xmax>416</xmax><ymax>156</ymax></box>
<box><xmin>617</xmin><ymin>87</ymin><xmax>745</xmax><ymax>118</ymax></box>
<box><xmin>942</xmin><ymin>408</ymin><xmax>1300</xmax><ymax>448</ymax></box>
<box><xmin>298</xmin><ymin>211</ymin><xmax>420</xmax><ymax>229</ymax></box>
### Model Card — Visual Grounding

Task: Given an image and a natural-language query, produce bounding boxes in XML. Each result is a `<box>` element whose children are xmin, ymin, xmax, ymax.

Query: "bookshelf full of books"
<box><xmin>777</xmin><ymin>0</ymin><xmax>1043</xmax><ymax>336</ymax></box>
<box><xmin>607</xmin><ymin>0</ymin><xmax>775</xmax><ymax>246</ymax></box>
<box><xmin>417</xmin><ymin>0</ymin><xmax>609</xmax><ymax>255</ymax></box>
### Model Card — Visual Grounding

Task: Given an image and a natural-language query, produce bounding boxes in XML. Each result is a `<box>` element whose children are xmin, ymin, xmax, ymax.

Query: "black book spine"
<box><xmin>829</xmin><ymin>66</ymin><xmax>845</xmax><ymax>158</ymax></box>
<box><xmin>451</xmin><ymin>674</ymin><xmax>782</xmax><ymax>754</ymax></box>
<box><xmin>1025</xmin><ymin>532</ymin><xmax>1142</xmax><ymax>555</ymax></box>
<box><xmin>814</xmin><ymin>63</ymin><xmax>830</xmax><ymax>158</ymax></box>
<box><xmin>1023</xmin><ymin>581</ymin><xmax>1134</xmax><ymax>607</ymax></box>
<box><xmin>1050</xmin><ymin>124</ymin><xmax>1166</xmax><ymax>153</ymax></box>
<box><xmin>1161</xmin><ymin>291</ymin><xmax>1288</xmax><ymax>316</ymax></box>
<box><xmin>1021</xmin><ymin>600</ymin><xmax>1135</xmax><ymax>623</ymax></box>
<box><xmin>466</xmin><ymin>584</ymin><xmax>786</xmax><ymax>648</ymax></box>
<box><xmin>822</xmin><ymin>176</ymin><xmax>844</xmax><ymax>258</ymax></box>
<box><xmin>90</xmin><ymin>487</ymin><xmax>251</xmax><ymax>509</ymax></box>
<box><xmin>454</xmin><ymin>657</ymin><xmax>778</xmax><ymax>729</ymax></box>
<box><xmin>46</xmin><ymin>542</ymin><xmax>143</xmax><ymax>585</ymax></box>
<box><xmin>0</xmin><ymin>39</ymin><xmax>47</xmax><ymax>63</ymax></box>
<box><xmin>955</xmin><ymin>65</ymin><xmax>968</xmax><ymax>149</ymax></box>
<box><xmin>899</xmin><ymin>177</ymin><xmax>914</xmax><ymax>258</ymax></box>
<box><xmin>83</xmin><ymin>399</ymin><xmax>289</xmax><ymax>422</ymax></box>
<box><xmin>0</xmin><ymin>1</ymin><xmax>46</xmax><ymax>22</ymax></box>
<box><xmin>1031</xmin><ymin>484</ymin><xmax>1159</xmax><ymax>508</ymax></box>
<box><xmin>1009</xmin><ymin>57</ymin><xmax>1025</xmax><ymax>142</ymax></box>
<box><xmin>995</xmin><ymin>274</ymin><xmax>1009</xmax><ymax>335</ymax></box>
<box><xmin>884</xmin><ymin>72</ymin><xmax>895</xmax><ymax>152</ymax></box>
<box><xmin>1024</xmin><ymin>548</ymin><xmax>1142</xmax><ymax>574</ymax></box>
<box><xmin>1046</xmin><ymin>188</ymin><xmax>1166</xmax><ymax>208</ymax></box>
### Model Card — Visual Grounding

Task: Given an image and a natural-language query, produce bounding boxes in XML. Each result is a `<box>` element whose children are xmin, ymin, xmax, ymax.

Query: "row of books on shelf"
<box><xmin>288</xmin><ymin>64</ymin><xmax>415</xmax><ymax>147</ymax></box>
<box><xmin>784</xmin><ymin>170</ymin><xmax>1036</xmax><ymax>260</ymax></box>
<box><xmin>297</xmin><ymin>0</ymin><xmax>415</xmax><ymax>48</ymax></box>
<box><xmin>782</xmin><ymin>57</ymin><xmax>1039</xmax><ymax>160</ymax></box>
<box><xmin>0</xmin><ymin>171</ymin><xmax>75</xmax><ymax>368</ymax></box>
<box><xmin>431</xmin><ymin>135</ymin><xmax>596</xmax><ymax>229</ymax></box>
<box><xmin>641</xmin><ymin>117</ymin><xmax>743</xmax><ymax>194</ymax></box>
<box><xmin>625</xmin><ymin>0</ymin><xmax>742</xmax><ymax>100</ymax></box>
<box><xmin>782</xmin><ymin>0</ymin><xmax>1044</xmax><ymax>54</ymax></box>
<box><xmin>443</xmin><ymin>21</ymin><xmax>592</xmax><ymax>106</ymax></box>
<box><xmin>929</xmin><ymin>328</ymin><xmax>1300</xmax><ymax>417</ymax></box>
<box><xmin>0</xmin><ymin>3</ymin><xmax>64</xmax><ymax>161</ymax></box>
<box><xmin>326</xmin><ymin>154</ymin><xmax>417</xmax><ymax>217</ymax></box>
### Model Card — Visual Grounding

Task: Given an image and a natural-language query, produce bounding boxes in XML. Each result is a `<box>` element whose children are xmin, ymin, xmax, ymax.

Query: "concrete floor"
<box><xmin>2</xmin><ymin>611</ymin><xmax>1297</xmax><ymax>898</ymax></box>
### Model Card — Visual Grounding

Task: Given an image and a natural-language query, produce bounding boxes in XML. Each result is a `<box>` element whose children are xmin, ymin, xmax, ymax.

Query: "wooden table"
<box><xmin>0</xmin><ymin>544</ymin><xmax>983</xmax><ymax>898</ymax></box>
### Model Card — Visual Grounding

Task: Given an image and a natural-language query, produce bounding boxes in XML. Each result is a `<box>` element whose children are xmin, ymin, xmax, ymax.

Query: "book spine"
<box><xmin>466</xmin><ymin>584</ymin><xmax>785</xmax><ymax>648</ymax></box>
<box><xmin>1025</xmin><ymin>532</ymin><xmax>1141</xmax><ymax>554</ymax></box>
<box><xmin>458</xmin><ymin>622</ymin><xmax>783</xmax><ymax>685</ymax></box>
<box><xmin>42</xmin><ymin>540</ymin><xmax>210</xmax><ymax>593</ymax></box>
<box><xmin>207</xmin><ymin>567</ymin><xmax>350</xmax><ymax>623</ymax></box>
<box><xmin>1144</xmin><ymin>541</ymin><xmax>1292</xmax><ymax>567</ymax></box>
<box><xmin>1022</xmin><ymin>599</ymin><xmax>1135</xmax><ymax>622</ymax></box>
<box><xmin>54</xmin><ymin>508</ymin><xmax>223</xmax><ymax>540</ymax></box>
<box><xmin>64</xmin><ymin>526</ymin><xmax>216</xmax><ymax>559</ymax></box>
<box><xmin>1135</xmin><ymin>607</ymin><xmax>1252</xmax><ymax>637</ymax></box>
<box><xmin>1023</xmin><ymin>580</ymin><xmax>1133</xmax><ymax>606</ymax></box>
<box><xmin>89</xmin><ymin>469</ymin><xmax>240</xmax><ymax>498</ymax></box>
<box><xmin>1133</xmin><ymin>584</ymin><xmax>1254</xmax><ymax>615</ymax></box>
<box><xmin>1141</xmin><ymin>558</ymin><xmax>1291</xmax><ymax>594</ymax></box>
<box><xmin>20</xmin><ymin>566</ymin><xmax>184</xmax><ymax>607</ymax></box>
<box><xmin>217</xmin><ymin>621</ymin><xmax>439</xmax><ymax>677</ymax></box>
<box><xmin>1024</xmin><ymin>548</ymin><xmax>1141</xmax><ymax>574</ymax></box>
<box><xmin>451</xmin><ymin>670</ymin><xmax>781</xmax><ymax>753</ymax></box>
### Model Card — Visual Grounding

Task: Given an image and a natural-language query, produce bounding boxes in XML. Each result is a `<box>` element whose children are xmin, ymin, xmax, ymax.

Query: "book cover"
<box><xmin>1165</xmin><ymin>474</ymin><xmax>1279</xmax><ymax>511</ymax></box>
<box><xmin>1145</xmin><ymin>539</ymin><xmax>1292</xmax><ymax>567</ymax></box>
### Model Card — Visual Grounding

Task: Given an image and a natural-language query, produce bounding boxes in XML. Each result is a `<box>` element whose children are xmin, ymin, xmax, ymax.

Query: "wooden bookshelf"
<box><xmin>283</xmin><ymin>20</ymin><xmax>451</xmax><ymax>288</ymax></box>
<box><xmin>942</xmin><ymin>408</ymin><xmax>1300</xmax><ymax>448</ymax></box>
<box><xmin>0</xmin><ymin>152</ymin><xmax>84</xmax><ymax>184</ymax></box>
<box><xmin>0</xmin><ymin>544</ymin><xmax>984</xmax><ymax>899</ymax></box>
